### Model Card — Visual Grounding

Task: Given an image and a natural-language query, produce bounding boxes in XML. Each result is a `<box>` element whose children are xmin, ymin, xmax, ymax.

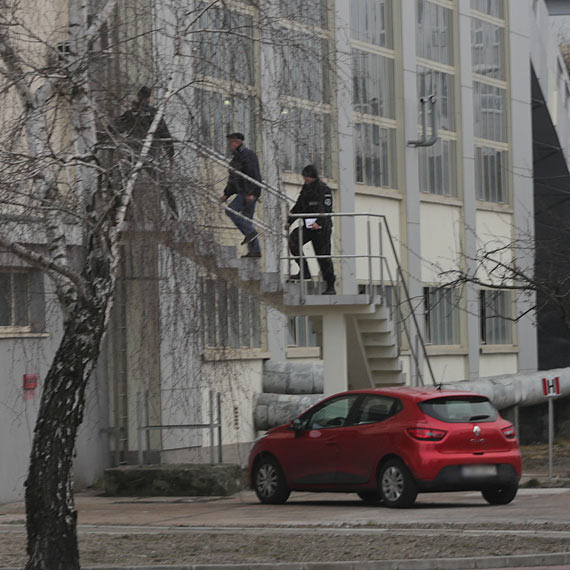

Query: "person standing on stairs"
<box><xmin>285</xmin><ymin>164</ymin><xmax>336</xmax><ymax>295</ymax></box>
<box><xmin>114</xmin><ymin>86</ymin><xmax>179</xmax><ymax>220</ymax></box>
<box><xmin>219</xmin><ymin>132</ymin><xmax>262</xmax><ymax>258</ymax></box>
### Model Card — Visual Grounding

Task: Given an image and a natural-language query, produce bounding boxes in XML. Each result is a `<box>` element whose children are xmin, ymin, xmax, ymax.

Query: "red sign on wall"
<box><xmin>542</xmin><ymin>377</ymin><xmax>560</xmax><ymax>397</ymax></box>
<box><xmin>23</xmin><ymin>374</ymin><xmax>38</xmax><ymax>400</ymax></box>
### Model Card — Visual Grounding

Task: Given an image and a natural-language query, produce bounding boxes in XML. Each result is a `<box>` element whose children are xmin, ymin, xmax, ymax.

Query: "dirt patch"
<box><xmin>0</xmin><ymin>529</ymin><xmax>569</xmax><ymax>567</ymax></box>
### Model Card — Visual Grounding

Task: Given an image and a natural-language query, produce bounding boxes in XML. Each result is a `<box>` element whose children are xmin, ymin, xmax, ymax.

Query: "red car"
<box><xmin>249</xmin><ymin>387</ymin><xmax>521</xmax><ymax>508</ymax></box>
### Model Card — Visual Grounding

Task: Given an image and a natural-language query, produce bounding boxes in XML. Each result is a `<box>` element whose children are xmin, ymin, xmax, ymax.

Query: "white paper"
<box><xmin>305</xmin><ymin>218</ymin><xmax>317</xmax><ymax>228</ymax></box>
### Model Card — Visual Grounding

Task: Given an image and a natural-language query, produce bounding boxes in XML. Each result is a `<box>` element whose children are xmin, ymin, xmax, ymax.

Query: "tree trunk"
<box><xmin>25</xmin><ymin>296</ymin><xmax>107</xmax><ymax>570</ymax></box>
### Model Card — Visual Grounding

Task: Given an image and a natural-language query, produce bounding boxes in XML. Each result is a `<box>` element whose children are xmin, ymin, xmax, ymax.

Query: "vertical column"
<box><xmin>508</xmin><ymin>0</ymin><xmax>537</xmax><ymax>373</ymax></box>
<box><xmin>260</xmin><ymin>0</ymin><xmax>287</xmax><ymax>361</ymax></box>
<box><xmin>457</xmin><ymin>0</ymin><xmax>480</xmax><ymax>380</ymax></box>
<box><xmin>322</xmin><ymin>312</ymin><xmax>348</xmax><ymax>395</ymax></box>
<box><xmin>334</xmin><ymin>0</ymin><xmax>357</xmax><ymax>295</ymax></box>
<box><xmin>400</xmin><ymin>0</ymin><xmax>424</xmax><ymax>385</ymax></box>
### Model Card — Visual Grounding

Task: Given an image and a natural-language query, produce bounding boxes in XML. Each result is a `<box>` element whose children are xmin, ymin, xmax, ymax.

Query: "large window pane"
<box><xmin>473</xmin><ymin>81</ymin><xmax>507</xmax><ymax>142</ymax></box>
<box><xmin>353</xmin><ymin>50</ymin><xmax>395</xmax><ymax>119</ymax></box>
<box><xmin>475</xmin><ymin>145</ymin><xmax>508</xmax><ymax>202</ymax></box>
<box><xmin>480</xmin><ymin>290</ymin><xmax>512</xmax><ymax>344</ymax></box>
<box><xmin>471</xmin><ymin>18</ymin><xmax>505</xmax><ymax>80</ymax></box>
<box><xmin>416</xmin><ymin>0</ymin><xmax>454</xmax><ymax>66</ymax></box>
<box><xmin>418</xmin><ymin>139</ymin><xmax>456</xmax><ymax>196</ymax></box>
<box><xmin>417</xmin><ymin>66</ymin><xmax>455</xmax><ymax>131</ymax></box>
<box><xmin>351</xmin><ymin>0</ymin><xmax>393</xmax><ymax>48</ymax></box>
<box><xmin>354</xmin><ymin>124</ymin><xmax>397</xmax><ymax>188</ymax></box>
<box><xmin>424</xmin><ymin>287</ymin><xmax>460</xmax><ymax>345</ymax></box>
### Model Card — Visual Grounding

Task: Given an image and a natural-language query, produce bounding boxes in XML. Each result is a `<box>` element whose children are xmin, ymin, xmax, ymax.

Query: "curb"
<box><xmin>3</xmin><ymin>551</ymin><xmax>569</xmax><ymax>570</ymax></box>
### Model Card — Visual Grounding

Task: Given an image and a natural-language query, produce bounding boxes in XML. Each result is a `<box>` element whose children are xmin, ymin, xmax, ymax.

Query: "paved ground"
<box><xmin>1</xmin><ymin>485</ymin><xmax>570</xmax><ymax>569</ymax></box>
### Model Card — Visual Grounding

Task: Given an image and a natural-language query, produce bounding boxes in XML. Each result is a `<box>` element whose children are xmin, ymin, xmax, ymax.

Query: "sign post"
<box><xmin>542</xmin><ymin>377</ymin><xmax>561</xmax><ymax>479</ymax></box>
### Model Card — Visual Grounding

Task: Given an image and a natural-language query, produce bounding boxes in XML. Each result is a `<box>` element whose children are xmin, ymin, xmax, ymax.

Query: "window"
<box><xmin>303</xmin><ymin>395</ymin><xmax>359</xmax><ymax>429</ymax></box>
<box><xmin>419</xmin><ymin>396</ymin><xmax>498</xmax><ymax>422</ymax></box>
<box><xmin>351</xmin><ymin>0</ymin><xmax>393</xmax><ymax>47</ymax></box>
<box><xmin>0</xmin><ymin>270</ymin><xmax>30</xmax><ymax>328</ymax></box>
<box><xmin>353</xmin><ymin>50</ymin><xmax>395</xmax><ymax>119</ymax></box>
<box><xmin>202</xmin><ymin>278</ymin><xmax>261</xmax><ymax>349</ymax></box>
<box><xmin>351</xmin><ymin>2</ymin><xmax>397</xmax><ymax>189</ymax></box>
<box><xmin>473</xmin><ymin>81</ymin><xmax>507</xmax><ymax>142</ymax></box>
<box><xmin>277</xmin><ymin>0</ymin><xmax>328</xmax><ymax>29</ymax></box>
<box><xmin>475</xmin><ymin>145</ymin><xmax>508</xmax><ymax>203</ymax></box>
<box><xmin>470</xmin><ymin>0</ymin><xmax>504</xmax><ymax>19</ymax></box>
<box><xmin>471</xmin><ymin>7</ymin><xmax>509</xmax><ymax>204</ymax></box>
<box><xmin>417</xmin><ymin>66</ymin><xmax>455</xmax><ymax>132</ymax></box>
<box><xmin>355</xmin><ymin>395</ymin><xmax>401</xmax><ymax>424</ymax></box>
<box><xmin>280</xmin><ymin>106</ymin><xmax>332</xmax><ymax>178</ymax></box>
<box><xmin>480</xmin><ymin>289</ymin><xmax>512</xmax><ymax>344</ymax></box>
<box><xmin>288</xmin><ymin>316</ymin><xmax>318</xmax><ymax>347</ymax></box>
<box><xmin>471</xmin><ymin>18</ymin><xmax>505</xmax><ymax>80</ymax></box>
<box><xmin>416</xmin><ymin>0</ymin><xmax>454</xmax><ymax>66</ymax></box>
<box><xmin>354</xmin><ymin>123</ymin><xmax>397</xmax><ymax>188</ymax></box>
<box><xmin>424</xmin><ymin>286</ymin><xmax>460</xmax><ymax>345</ymax></box>
<box><xmin>418</xmin><ymin>138</ymin><xmax>457</xmax><ymax>196</ymax></box>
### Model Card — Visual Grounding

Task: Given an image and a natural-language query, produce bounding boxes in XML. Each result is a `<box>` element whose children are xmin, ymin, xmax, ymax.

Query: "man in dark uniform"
<box><xmin>285</xmin><ymin>164</ymin><xmax>336</xmax><ymax>294</ymax></box>
<box><xmin>115</xmin><ymin>86</ymin><xmax>178</xmax><ymax>219</ymax></box>
<box><xmin>220</xmin><ymin>132</ymin><xmax>262</xmax><ymax>258</ymax></box>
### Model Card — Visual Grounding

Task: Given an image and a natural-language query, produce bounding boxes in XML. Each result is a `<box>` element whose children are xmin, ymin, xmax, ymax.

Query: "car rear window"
<box><xmin>418</xmin><ymin>396</ymin><xmax>498</xmax><ymax>423</ymax></box>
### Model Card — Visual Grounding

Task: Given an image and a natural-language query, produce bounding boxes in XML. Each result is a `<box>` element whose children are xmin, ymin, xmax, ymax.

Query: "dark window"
<box><xmin>419</xmin><ymin>396</ymin><xmax>498</xmax><ymax>423</ymax></box>
<box><xmin>355</xmin><ymin>395</ymin><xmax>402</xmax><ymax>424</ymax></box>
<box><xmin>0</xmin><ymin>270</ymin><xmax>30</xmax><ymax>328</ymax></box>
<box><xmin>303</xmin><ymin>395</ymin><xmax>359</xmax><ymax>429</ymax></box>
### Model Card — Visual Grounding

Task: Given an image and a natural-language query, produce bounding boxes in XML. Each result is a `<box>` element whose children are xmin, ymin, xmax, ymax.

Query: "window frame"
<box><xmin>0</xmin><ymin>268</ymin><xmax>32</xmax><ymax>332</ymax></box>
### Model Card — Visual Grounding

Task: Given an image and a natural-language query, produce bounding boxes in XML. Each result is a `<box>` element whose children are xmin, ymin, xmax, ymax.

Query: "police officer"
<box><xmin>220</xmin><ymin>132</ymin><xmax>262</xmax><ymax>258</ymax></box>
<box><xmin>285</xmin><ymin>165</ymin><xmax>336</xmax><ymax>294</ymax></box>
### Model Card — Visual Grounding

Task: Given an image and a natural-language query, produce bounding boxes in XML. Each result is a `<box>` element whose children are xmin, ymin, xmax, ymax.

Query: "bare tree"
<box><xmin>0</xmin><ymin>0</ymin><xmax>338</xmax><ymax>567</ymax></box>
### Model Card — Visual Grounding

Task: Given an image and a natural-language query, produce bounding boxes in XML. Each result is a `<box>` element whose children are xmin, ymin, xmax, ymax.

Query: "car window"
<box><xmin>355</xmin><ymin>395</ymin><xmax>402</xmax><ymax>424</ymax></box>
<box><xmin>418</xmin><ymin>396</ymin><xmax>498</xmax><ymax>423</ymax></box>
<box><xmin>305</xmin><ymin>395</ymin><xmax>359</xmax><ymax>429</ymax></box>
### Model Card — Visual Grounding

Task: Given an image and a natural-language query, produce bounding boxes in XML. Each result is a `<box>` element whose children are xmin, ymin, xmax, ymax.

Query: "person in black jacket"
<box><xmin>115</xmin><ymin>86</ymin><xmax>178</xmax><ymax>219</ymax></box>
<box><xmin>285</xmin><ymin>165</ymin><xmax>336</xmax><ymax>294</ymax></box>
<box><xmin>220</xmin><ymin>132</ymin><xmax>262</xmax><ymax>258</ymax></box>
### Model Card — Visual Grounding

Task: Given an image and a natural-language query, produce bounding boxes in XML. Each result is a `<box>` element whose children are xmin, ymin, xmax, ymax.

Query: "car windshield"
<box><xmin>418</xmin><ymin>396</ymin><xmax>498</xmax><ymax>423</ymax></box>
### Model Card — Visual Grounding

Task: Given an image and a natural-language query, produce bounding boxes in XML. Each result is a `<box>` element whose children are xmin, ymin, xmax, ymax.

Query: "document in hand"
<box><xmin>305</xmin><ymin>218</ymin><xmax>317</xmax><ymax>228</ymax></box>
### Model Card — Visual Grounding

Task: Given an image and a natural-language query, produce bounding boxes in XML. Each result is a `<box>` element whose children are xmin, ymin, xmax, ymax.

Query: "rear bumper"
<box><xmin>416</xmin><ymin>463</ymin><xmax>519</xmax><ymax>492</ymax></box>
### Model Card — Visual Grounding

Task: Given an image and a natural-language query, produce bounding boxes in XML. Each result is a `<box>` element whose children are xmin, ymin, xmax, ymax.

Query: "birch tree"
<box><xmin>0</xmin><ymin>0</ymin><xmax>335</xmax><ymax>568</ymax></box>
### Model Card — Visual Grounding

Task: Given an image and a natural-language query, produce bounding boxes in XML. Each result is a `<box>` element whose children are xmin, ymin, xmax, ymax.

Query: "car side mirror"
<box><xmin>291</xmin><ymin>418</ymin><xmax>304</xmax><ymax>434</ymax></box>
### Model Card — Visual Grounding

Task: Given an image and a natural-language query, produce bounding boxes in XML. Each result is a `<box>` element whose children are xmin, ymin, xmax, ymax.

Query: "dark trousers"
<box><xmin>289</xmin><ymin>226</ymin><xmax>335</xmax><ymax>287</ymax></box>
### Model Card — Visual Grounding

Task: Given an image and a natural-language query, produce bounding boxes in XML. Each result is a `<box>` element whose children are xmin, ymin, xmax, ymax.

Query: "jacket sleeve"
<box><xmin>316</xmin><ymin>183</ymin><xmax>333</xmax><ymax>228</ymax></box>
<box><xmin>242</xmin><ymin>149</ymin><xmax>262</xmax><ymax>198</ymax></box>
<box><xmin>287</xmin><ymin>187</ymin><xmax>306</xmax><ymax>225</ymax></box>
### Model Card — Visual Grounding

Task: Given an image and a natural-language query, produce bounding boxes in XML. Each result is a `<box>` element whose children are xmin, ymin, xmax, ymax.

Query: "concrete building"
<box><xmin>2</xmin><ymin>0</ymin><xmax>570</xmax><ymax>503</ymax></box>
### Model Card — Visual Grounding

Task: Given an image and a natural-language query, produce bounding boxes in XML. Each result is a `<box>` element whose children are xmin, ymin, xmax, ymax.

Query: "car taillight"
<box><xmin>502</xmin><ymin>425</ymin><xmax>516</xmax><ymax>439</ymax></box>
<box><xmin>407</xmin><ymin>427</ymin><xmax>447</xmax><ymax>441</ymax></box>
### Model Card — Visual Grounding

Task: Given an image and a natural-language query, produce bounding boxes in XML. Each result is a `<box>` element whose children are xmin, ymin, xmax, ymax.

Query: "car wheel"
<box><xmin>481</xmin><ymin>483</ymin><xmax>518</xmax><ymax>505</ymax></box>
<box><xmin>379</xmin><ymin>458</ymin><xmax>418</xmax><ymax>508</ymax></box>
<box><xmin>253</xmin><ymin>457</ymin><xmax>290</xmax><ymax>504</ymax></box>
<box><xmin>357</xmin><ymin>491</ymin><xmax>381</xmax><ymax>504</ymax></box>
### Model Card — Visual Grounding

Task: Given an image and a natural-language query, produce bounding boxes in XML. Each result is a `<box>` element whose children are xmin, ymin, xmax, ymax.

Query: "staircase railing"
<box><xmin>282</xmin><ymin>211</ymin><xmax>437</xmax><ymax>387</ymax></box>
<box><xmin>189</xmin><ymin>143</ymin><xmax>436</xmax><ymax>387</ymax></box>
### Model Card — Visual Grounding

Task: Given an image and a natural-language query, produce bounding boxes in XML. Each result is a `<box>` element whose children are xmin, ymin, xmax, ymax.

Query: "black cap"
<box><xmin>137</xmin><ymin>86</ymin><xmax>152</xmax><ymax>100</ymax></box>
<box><xmin>301</xmin><ymin>164</ymin><xmax>319</xmax><ymax>179</ymax></box>
<box><xmin>226</xmin><ymin>132</ymin><xmax>245</xmax><ymax>141</ymax></box>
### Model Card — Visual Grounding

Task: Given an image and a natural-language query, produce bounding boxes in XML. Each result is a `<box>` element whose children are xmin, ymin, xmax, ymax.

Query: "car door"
<box><xmin>333</xmin><ymin>395</ymin><xmax>403</xmax><ymax>485</ymax></box>
<box><xmin>285</xmin><ymin>394</ymin><xmax>360</xmax><ymax>486</ymax></box>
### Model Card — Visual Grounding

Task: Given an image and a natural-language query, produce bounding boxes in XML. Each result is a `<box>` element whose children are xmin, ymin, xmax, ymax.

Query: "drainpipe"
<box><xmin>408</xmin><ymin>95</ymin><xmax>439</xmax><ymax>148</ymax></box>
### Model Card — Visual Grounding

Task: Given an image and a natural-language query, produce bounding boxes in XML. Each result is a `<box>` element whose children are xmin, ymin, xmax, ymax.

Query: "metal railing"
<box><xmin>136</xmin><ymin>390</ymin><xmax>222</xmax><ymax>466</ymax></box>
<box><xmin>282</xmin><ymin>211</ymin><xmax>437</xmax><ymax>387</ymax></box>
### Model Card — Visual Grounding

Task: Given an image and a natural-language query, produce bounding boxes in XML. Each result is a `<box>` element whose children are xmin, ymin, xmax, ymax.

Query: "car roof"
<box><xmin>341</xmin><ymin>386</ymin><xmax>487</xmax><ymax>402</ymax></box>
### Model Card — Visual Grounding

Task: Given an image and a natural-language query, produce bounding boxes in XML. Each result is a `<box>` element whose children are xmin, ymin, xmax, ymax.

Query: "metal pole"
<box><xmin>367</xmin><ymin>217</ymin><xmax>372</xmax><ymax>297</ymax></box>
<box><xmin>379</xmin><ymin>220</ymin><xmax>384</xmax><ymax>303</ymax></box>
<box><xmin>145</xmin><ymin>391</ymin><xmax>151</xmax><ymax>462</ymax></box>
<box><xmin>209</xmin><ymin>390</ymin><xmax>215</xmax><ymax>466</ymax></box>
<box><xmin>217</xmin><ymin>392</ymin><xmax>223</xmax><ymax>464</ymax></box>
<box><xmin>137</xmin><ymin>393</ymin><xmax>143</xmax><ymax>466</ymax></box>
<box><xmin>299</xmin><ymin>222</ymin><xmax>305</xmax><ymax>302</ymax></box>
<box><xmin>548</xmin><ymin>397</ymin><xmax>554</xmax><ymax>479</ymax></box>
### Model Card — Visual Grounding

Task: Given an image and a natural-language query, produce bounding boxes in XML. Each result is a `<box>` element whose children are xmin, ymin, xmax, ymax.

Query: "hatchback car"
<box><xmin>249</xmin><ymin>387</ymin><xmax>521</xmax><ymax>508</ymax></box>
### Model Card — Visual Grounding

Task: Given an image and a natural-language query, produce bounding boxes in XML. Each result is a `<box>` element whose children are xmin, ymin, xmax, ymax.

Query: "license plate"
<box><xmin>462</xmin><ymin>465</ymin><xmax>497</xmax><ymax>478</ymax></box>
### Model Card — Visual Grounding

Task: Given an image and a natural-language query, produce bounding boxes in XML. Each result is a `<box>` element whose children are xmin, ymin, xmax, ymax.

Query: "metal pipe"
<box><xmin>217</xmin><ymin>392</ymin><xmax>223</xmax><ymax>464</ymax></box>
<box><xmin>137</xmin><ymin>393</ymin><xmax>143</xmax><ymax>466</ymax></box>
<box><xmin>209</xmin><ymin>390</ymin><xmax>215</xmax><ymax>466</ymax></box>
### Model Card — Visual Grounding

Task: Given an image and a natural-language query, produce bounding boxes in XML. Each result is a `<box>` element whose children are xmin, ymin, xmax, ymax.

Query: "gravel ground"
<box><xmin>1</xmin><ymin>528</ymin><xmax>570</xmax><ymax>567</ymax></box>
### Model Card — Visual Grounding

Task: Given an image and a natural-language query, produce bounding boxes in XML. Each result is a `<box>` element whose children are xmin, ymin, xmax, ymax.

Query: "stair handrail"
<box><xmin>281</xmin><ymin>211</ymin><xmax>437</xmax><ymax>387</ymax></box>
<box><xmin>188</xmin><ymin>140</ymin><xmax>296</xmax><ymax>204</ymax></box>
